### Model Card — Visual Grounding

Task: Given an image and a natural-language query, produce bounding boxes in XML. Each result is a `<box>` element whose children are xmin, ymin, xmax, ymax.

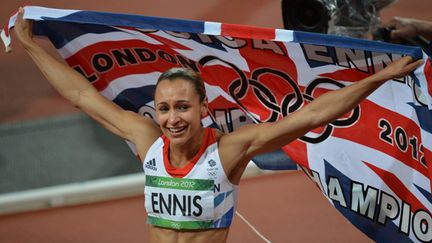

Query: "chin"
<box><xmin>169</xmin><ymin>136</ymin><xmax>195</xmax><ymax>148</ymax></box>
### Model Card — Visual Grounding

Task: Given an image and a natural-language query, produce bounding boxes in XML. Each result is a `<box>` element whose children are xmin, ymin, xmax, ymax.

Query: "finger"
<box><xmin>402</xmin><ymin>55</ymin><xmax>414</xmax><ymax>62</ymax></box>
<box><xmin>405</xmin><ymin>59</ymin><xmax>424</xmax><ymax>71</ymax></box>
<box><xmin>390</xmin><ymin>29</ymin><xmax>404</xmax><ymax>40</ymax></box>
<box><xmin>396</xmin><ymin>56</ymin><xmax>413</xmax><ymax>65</ymax></box>
<box><xmin>383</xmin><ymin>17</ymin><xmax>399</xmax><ymax>28</ymax></box>
<box><xmin>398</xmin><ymin>60</ymin><xmax>423</xmax><ymax>76</ymax></box>
<box><xmin>5</xmin><ymin>46</ymin><xmax>12</xmax><ymax>53</ymax></box>
<box><xmin>383</xmin><ymin>22</ymin><xmax>394</xmax><ymax>29</ymax></box>
<box><xmin>391</xmin><ymin>60</ymin><xmax>422</xmax><ymax>79</ymax></box>
<box><xmin>18</xmin><ymin>7</ymin><xmax>24</xmax><ymax>19</ymax></box>
<box><xmin>15</xmin><ymin>7</ymin><xmax>24</xmax><ymax>26</ymax></box>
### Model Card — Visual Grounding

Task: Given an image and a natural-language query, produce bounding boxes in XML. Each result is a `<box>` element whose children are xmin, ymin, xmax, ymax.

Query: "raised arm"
<box><xmin>12</xmin><ymin>8</ymin><xmax>161</xmax><ymax>153</ymax></box>
<box><xmin>385</xmin><ymin>17</ymin><xmax>432</xmax><ymax>42</ymax></box>
<box><xmin>220</xmin><ymin>56</ymin><xmax>423</xmax><ymax>181</ymax></box>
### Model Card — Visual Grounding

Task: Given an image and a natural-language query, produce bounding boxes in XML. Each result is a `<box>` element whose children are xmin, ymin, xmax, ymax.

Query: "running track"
<box><xmin>0</xmin><ymin>172</ymin><xmax>371</xmax><ymax>242</ymax></box>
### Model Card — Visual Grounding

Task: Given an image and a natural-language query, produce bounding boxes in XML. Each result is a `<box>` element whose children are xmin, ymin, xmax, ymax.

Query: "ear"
<box><xmin>200</xmin><ymin>97</ymin><xmax>209</xmax><ymax>118</ymax></box>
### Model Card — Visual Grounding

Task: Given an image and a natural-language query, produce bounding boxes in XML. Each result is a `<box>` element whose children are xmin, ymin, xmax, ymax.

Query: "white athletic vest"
<box><xmin>143</xmin><ymin>128</ymin><xmax>239</xmax><ymax>230</ymax></box>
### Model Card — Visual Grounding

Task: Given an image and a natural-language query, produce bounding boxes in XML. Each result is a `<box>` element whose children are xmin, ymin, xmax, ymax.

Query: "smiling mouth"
<box><xmin>168</xmin><ymin>126</ymin><xmax>187</xmax><ymax>134</ymax></box>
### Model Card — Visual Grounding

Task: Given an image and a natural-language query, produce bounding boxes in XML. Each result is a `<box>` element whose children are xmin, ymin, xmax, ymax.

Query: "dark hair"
<box><xmin>156</xmin><ymin>68</ymin><xmax>206</xmax><ymax>102</ymax></box>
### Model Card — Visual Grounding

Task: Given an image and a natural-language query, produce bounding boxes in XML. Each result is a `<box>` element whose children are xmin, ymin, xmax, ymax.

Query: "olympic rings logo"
<box><xmin>199</xmin><ymin>56</ymin><xmax>361</xmax><ymax>144</ymax></box>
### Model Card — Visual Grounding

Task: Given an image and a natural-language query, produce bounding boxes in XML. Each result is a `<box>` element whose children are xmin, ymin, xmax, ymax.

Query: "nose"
<box><xmin>167</xmin><ymin>110</ymin><xmax>180</xmax><ymax>125</ymax></box>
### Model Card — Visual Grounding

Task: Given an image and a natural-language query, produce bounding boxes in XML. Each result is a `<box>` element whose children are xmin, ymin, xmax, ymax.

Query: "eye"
<box><xmin>177</xmin><ymin>105</ymin><xmax>189</xmax><ymax>111</ymax></box>
<box><xmin>158</xmin><ymin>106</ymin><xmax>169</xmax><ymax>112</ymax></box>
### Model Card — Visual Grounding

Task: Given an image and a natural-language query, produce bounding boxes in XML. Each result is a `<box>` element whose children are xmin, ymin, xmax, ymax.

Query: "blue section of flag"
<box><xmin>189</xmin><ymin>34</ymin><xmax>228</xmax><ymax>52</ymax></box>
<box><xmin>415</xmin><ymin>184</ymin><xmax>432</xmax><ymax>205</ymax></box>
<box><xmin>34</xmin><ymin>13</ymin><xmax>227</xmax><ymax>52</ymax></box>
<box><xmin>112</xmin><ymin>85</ymin><xmax>156</xmax><ymax>112</ymax></box>
<box><xmin>34</xmin><ymin>21</ymin><xmax>120</xmax><ymax>49</ymax></box>
<box><xmin>294</xmin><ymin>31</ymin><xmax>423</xmax><ymax>60</ymax></box>
<box><xmin>43</xmin><ymin>10</ymin><xmax>205</xmax><ymax>36</ymax></box>
<box><xmin>408</xmin><ymin>103</ymin><xmax>432</xmax><ymax>133</ymax></box>
<box><xmin>252</xmin><ymin>149</ymin><xmax>297</xmax><ymax>170</ymax></box>
<box><xmin>323</xmin><ymin>160</ymin><xmax>412</xmax><ymax>243</ymax></box>
<box><xmin>410</xmin><ymin>73</ymin><xmax>422</xmax><ymax>89</ymax></box>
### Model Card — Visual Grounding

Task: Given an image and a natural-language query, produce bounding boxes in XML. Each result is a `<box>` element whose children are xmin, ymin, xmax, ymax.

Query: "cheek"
<box><xmin>179</xmin><ymin>110</ymin><xmax>198</xmax><ymax>124</ymax></box>
<box><xmin>190</xmin><ymin>111</ymin><xmax>202</xmax><ymax>124</ymax></box>
<box><xmin>155</xmin><ymin>113</ymin><xmax>165</xmax><ymax>125</ymax></box>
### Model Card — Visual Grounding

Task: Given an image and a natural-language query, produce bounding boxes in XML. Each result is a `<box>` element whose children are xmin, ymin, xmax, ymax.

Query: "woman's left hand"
<box><xmin>375</xmin><ymin>56</ymin><xmax>423</xmax><ymax>81</ymax></box>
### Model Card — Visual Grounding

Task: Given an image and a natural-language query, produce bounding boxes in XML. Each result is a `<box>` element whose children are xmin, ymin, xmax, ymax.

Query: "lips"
<box><xmin>167</xmin><ymin>126</ymin><xmax>187</xmax><ymax>135</ymax></box>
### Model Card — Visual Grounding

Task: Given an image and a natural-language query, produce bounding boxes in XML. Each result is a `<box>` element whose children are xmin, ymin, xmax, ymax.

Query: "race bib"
<box><xmin>145</xmin><ymin>175</ymin><xmax>215</xmax><ymax>230</ymax></box>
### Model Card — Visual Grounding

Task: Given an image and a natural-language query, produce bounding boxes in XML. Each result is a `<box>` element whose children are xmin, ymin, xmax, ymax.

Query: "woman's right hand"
<box><xmin>14</xmin><ymin>7</ymin><xmax>34</xmax><ymax>48</ymax></box>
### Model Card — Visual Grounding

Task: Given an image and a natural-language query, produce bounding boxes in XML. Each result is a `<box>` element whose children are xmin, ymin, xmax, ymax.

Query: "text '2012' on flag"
<box><xmin>2</xmin><ymin>6</ymin><xmax>432</xmax><ymax>243</ymax></box>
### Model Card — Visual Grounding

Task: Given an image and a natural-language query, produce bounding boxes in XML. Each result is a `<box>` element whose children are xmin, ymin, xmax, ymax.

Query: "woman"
<box><xmin>12</xmin><ymin>7</ymin><xmax>422</xmax><ymax>243</ymax></box>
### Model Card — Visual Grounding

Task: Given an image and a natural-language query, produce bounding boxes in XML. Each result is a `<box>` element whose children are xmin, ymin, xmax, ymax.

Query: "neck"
<box><xmin>169</xmin><ymin>128</ymin><xmax>205</xmax><ymax>168</ymax></box>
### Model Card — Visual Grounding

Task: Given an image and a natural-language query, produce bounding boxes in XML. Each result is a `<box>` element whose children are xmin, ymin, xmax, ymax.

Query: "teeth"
<box><xmin>169</xmin><ymin>127</ymin><xmax>185</xmax><ymax>133</ymax></box>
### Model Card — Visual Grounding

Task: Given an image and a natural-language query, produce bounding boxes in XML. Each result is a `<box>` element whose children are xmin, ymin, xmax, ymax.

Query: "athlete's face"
<box><xmin>154</xmin><ymin>78</ymin><xmax>207</xmax><ymax>146</ymax></box>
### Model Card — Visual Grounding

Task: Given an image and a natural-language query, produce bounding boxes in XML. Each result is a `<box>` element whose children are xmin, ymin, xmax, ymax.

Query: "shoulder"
<box><xmin>217</xmin><ymin>123</ymin><xmax>262</xmax><ymax>146</ymax></box>
<box><xmin>211</xmin><ymin>128</ymin><xmax>225</xmax><ymax>142</ymax></box>
<box><xmin>213</xmin><ymin>124</ymin><xmax>262</xmax><ymax>182</ymax></box>
<box><xmin>125</xmin><ymin>112</ymin><xmax>161</xmax><ymax>137</ymax></box>
<box><xmin>125</xmin><ymin>113</ymin><xmax>162</xmax><ymax>160</ymax></box>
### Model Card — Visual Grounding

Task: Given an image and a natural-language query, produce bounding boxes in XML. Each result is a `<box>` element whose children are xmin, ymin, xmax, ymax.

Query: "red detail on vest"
<box><xmin>162</xmin><ymin>128</ymin><xmax>217</xmax><ymax>178</ymax></box>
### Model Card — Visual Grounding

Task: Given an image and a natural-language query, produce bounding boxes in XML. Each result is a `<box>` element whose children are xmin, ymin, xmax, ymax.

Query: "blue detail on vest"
<box><xmin>214</xmin><ymin>190</ymin><xmax>233</xmax><ymax>208</ymax></box>
<box><xmin>323</xmin><ymin>159</ymin><xmax>412</xmax><ymax>243</ymax></box>
<box><xmin>214</xmin><ymin>207</ymin><xmax>234</xmax><ymax>228</ymax></box>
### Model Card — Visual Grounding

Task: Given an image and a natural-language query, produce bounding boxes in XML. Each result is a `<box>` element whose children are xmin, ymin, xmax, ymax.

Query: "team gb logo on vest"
<box><xmin>207</xmin><ymin>160</ymin><xmax>218</xmax><ymax>177</ymax></box>
<box><xmin>208</xmin><ymin>160</ymin><xmax>216</xmax><ymax>167</ymax></box>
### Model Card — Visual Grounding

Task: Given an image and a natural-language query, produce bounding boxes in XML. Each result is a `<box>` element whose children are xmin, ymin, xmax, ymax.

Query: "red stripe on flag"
<box><xmin>283</xmin><ymin>140</ymin><xmax>309</xmax><ymax>168</ymax></box>
<box><xmin>3</xmin><ymin>9</ymin><xmax>19</xmax><ymax>37</ymax></box>
<box><xmin>221</xmin><ymin>23</ymin><xmax>275</xmax><ymax>40</ymax></box>
<box><xmin>146</xmin><ymin>32</ymin><xmax>193</xmax><ymax>51</ymax></box>
<box><xmin>424</xmin><ymin>148</ymin><xmax>432</xmax><ymax>190</ymax></box>
<box><xmin>424</xmin><ymin>58</ymin><xmax>432</xmax><ymax>97</ymax></box>
<box><xmin>283</xmin><ymin>84</ymin><xmax>429</xmax><ymax>177</ymax></box>
<box><xmin>320</xmin><ymin>67</ymin><xmax>372</xmax><ymax>82</ymax></box>
<box><xmin>65</xmin><ymin>39</ymin><xmax>193</xmax><ymax>91</ymax></box>
<box><xmin>330</xmin><ymin>99</ymin><xmax>429</xmax><ymax>177</ymax></box>
<box><xmin>3</xmin><ymin>24</ymin><xmax>9</xmax><ymax>37</ymax></box>
<box><xmin>364</xmin><ymin>161</ymin><xmax>428</xmax><ymax>213</ymax></box>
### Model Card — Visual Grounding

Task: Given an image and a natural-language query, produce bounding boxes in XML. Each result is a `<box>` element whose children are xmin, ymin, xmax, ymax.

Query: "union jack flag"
<box><xmin>2</xmin><ymin>6</ymin><xmax>432</xmax><ymax>242</ymax></box>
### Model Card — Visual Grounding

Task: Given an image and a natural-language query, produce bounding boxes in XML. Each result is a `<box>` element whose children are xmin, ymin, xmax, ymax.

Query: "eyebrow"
<box><xmin>156</xmin><ymin>100</ymin><xmax>191</xmax><ymax>106</ymax></box>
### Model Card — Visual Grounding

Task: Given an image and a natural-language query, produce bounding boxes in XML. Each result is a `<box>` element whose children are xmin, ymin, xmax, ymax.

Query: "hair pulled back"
<box><xmin>156</xmin><ymin>68</ymin><xmax>206</xmax><ymax>102</ymax></box>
